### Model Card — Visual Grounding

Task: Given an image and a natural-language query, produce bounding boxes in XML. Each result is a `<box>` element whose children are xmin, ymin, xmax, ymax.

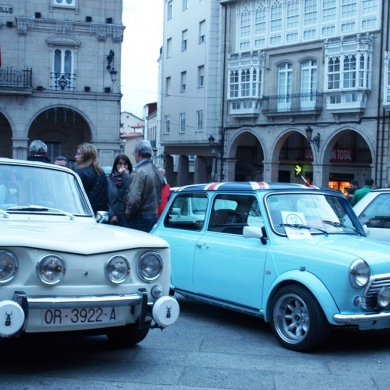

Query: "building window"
<box><xmin>167</xmin><ymin>1</ymin><xmax>173</xmax><ymax>20</ymax></box>
<box><xmin>182</xmin><ymin>30</ymin><xmax>188</xmax><ymax>51</ymax></box>
<box><xmin>196</xmin><ymin>110</ymin><xmax>203</xmax><ymax>132</ymax></box>
<box><xmin>270</xmin><ymin>2</ymin><xmax>282</xmax><ymax>33</ymax></box>
<box><xmin>181</xmin><ymin>71</ymin><xmax>187</xmax><ymax>92</ymax></box>
<box><xmin>183</xmin><ymin>0</ymin><xmax>188</xmax><ymax>11</ymax></box>
<box><xmin>241</xmin><ymin>69</ymin><xmax>250</xmax><ymax>97</ymax></box>
<box><xmin>165</xmin><ymin>115</ymin><xmax>170</xmax><ymax>134</ymax></box>
<box><xmin>229</xmin><ymin>70</ymin><xmax>239</xmax><ymax>98</ymax></box>
<box><xmin>322</xmin><ymin>0</ymin><xmax>336</xmax><ymax>22</ymax></box>
<box><xmin>166</xmin><ymin>77</ymin><xmax>171</xmax><ymax>96</ymax></box>
<box><xmin>287</xmin><ymin>0</ymin><xmax>299</xmax><ymax>29</ymax></box>
<box><xmin>199</xmin><ymin>20</ymin><xmax>205</xmax><ymax>43</ymax></box>
<box><xmin>362</xmin><ymin>0</ymin><xmax>378</xmax><ymax>14</ymax></box>
<box><xmin>304</xmin><ymin>0</ymin><xmax>317</xmax><ymax>26</ymax></box>
<box><xmin>51</xmin><ymin>48</ymin><xmax>75</xmax><ymax>91</ymax></box>
<box><xmin>255</xmin><ymin>5</ymin><xmax>266</xmax><ymax>36</ymax></box>
<box><xmin>198</xmin><ymin>65</ymin><xmax>204</xmax><ymax>88</ymax></box>
<box><xmin>179</xmin><ymin>113</ymin><xmax>186</xmax><ymax>133</ymax></box>
<box><xmin>327</xmin><ymin>58</ymin><xmax>340</xmax><ymax>90</ymax></box>
<box><xmin>342</xmin><ymin>0</ymin><xmax>356</xmax><ymax>19</ymax></box>
<box><xmin>301</xmin><ymin>60</ymin><xmax>317</xmax><ymax>108</ymax></box>
<box><xmin>53</xmin><ymin>0</ymin><xmax>75</xmax><ymax>7</ymax></box>
<box><xmin>167</xmin><ymin>38</ymin><xmax>172</xmax><ymax>58</ymax></box>
<box><xmin>240</xmin><ymin>7</ymin><xmax>251</xmax><ymax>38</ymax></box>
<box><xmin>278</xmin><ymin>63</ymin><xmax>292</xmax><ymax>110</ymax></box>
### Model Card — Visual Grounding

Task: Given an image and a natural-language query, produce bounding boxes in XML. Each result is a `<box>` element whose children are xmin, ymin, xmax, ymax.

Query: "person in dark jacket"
<box><xmin>74</xmin><ymin>143</ymin><xmax>108</xmax><ymax>214</ymax></box>
<box><xmin>107</xmin><ymin>154</ymin><xmax>132</xmax><ymax>227</ymax></box>
<box><xmin>27</xmin><ymin>140</ymin><xmax>51</xmax><ymax>163</ymax></box>
<box><xmin>125</xmin><ymin>140</ymin><xmax>163</xmax><ymax>232</ymax></box>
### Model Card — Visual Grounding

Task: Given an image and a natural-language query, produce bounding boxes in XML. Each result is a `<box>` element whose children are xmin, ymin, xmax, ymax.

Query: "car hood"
<box><xmin>1</xmin><ymin>219</ymin><xmax>169</xmax><ymax>255</ymax></box>
<box><xmin>275</xmin><ymin>235</ymin><xmax>390</xmax><ymax>271</ymax></box>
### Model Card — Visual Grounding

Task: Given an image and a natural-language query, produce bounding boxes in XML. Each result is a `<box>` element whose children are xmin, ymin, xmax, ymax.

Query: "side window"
<box><xmin>164</xmin><ymin>194</ymin><xmax>207</xmax><ymax>231</ymax></box>
<box><xmin>208</xmin><ymin>194</ymin><xmax>260</xmax><ymax>235</ymax></box>
<box><xmin>358</xmin><ymin>194</ymin><xmax>390</xmax><ymax>228</ymax></box>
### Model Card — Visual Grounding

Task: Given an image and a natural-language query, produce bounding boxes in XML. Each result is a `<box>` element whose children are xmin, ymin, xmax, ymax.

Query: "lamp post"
<box><xmin>106</xmin><ymin>50</ymin><xmax>117</xmax><ymax>83</ymax></box>
<box><xmin>208</xmin><ymin>134</ymin><xmax>225</xmax><ymax>181</ymax></box>
<box><xmin>305</xmin><ymin>126</ymin><xmax>320</xmax><ymax>152</ymax></box>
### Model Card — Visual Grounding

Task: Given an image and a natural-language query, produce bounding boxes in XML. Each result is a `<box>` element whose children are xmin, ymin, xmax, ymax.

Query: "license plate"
<box><xmin>42</xmin><ymin>307</ymin><xmax>118</xmax><ymax>327</ymax></box>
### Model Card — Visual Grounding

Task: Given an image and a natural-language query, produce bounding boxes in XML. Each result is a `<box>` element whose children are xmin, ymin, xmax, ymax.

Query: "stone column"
<box><xmin>165</xmin><ymin>155</ymin><xmax>174</xmax><ymax>186</ymax></box>
<box><xmin>263</xmin><ymin>160</ymin><xmax>280</xmax><ymax>182</ymax></box>
<box><xmin>177</xmin><ymin>155</ymin><xmax>189</xmax><ymax>186</ymax></box>
<box><xmin>194</xmin><ymin>157</ymin><xmax>207</xmax><ymax>183</ymax></box>
<box><xmin>312</xmin><ymin>163</ymin><xmax>329</xmax><ymax>187</ymax></box>
<box><xmin>12</xmin><ymin>137</ymin><xmax>29</xmax><ymax>160</ymax></box>
<box><xmin>224</xmin><ymin>159</ymin><xmax>236</xmax><ymax>182</ymax></box>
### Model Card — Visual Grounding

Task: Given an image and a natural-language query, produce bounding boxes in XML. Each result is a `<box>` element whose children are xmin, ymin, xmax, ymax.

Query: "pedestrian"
<box><xmin>350</xmin><ymin>177</ymin><xmax>374</xmax><ymax>206</ymax></box>
<box><xmin>54</xmin><ymin>156</ymin><xmax>68</xmax><ymax>167</ymax></box>
<box><xmin>125</xmin><ymin>140</ymin><xmax>163</xmax><ymax>232</ymax></box>
<box><xmin>346</xmin><ymin>180</ymin><xmax>359</xmax><ymax>203</ymax></box>
<box><xmin>27</xmin><ymin>140</ymin><xmax>51</xmax><ymax>163</ymax></box>
<box><xmin>74</xmin><ymin>143</ymin><xmax>108</xmax><ymax>214</ymax></box>
<box><xmin>107</xmin><ymin>154</ymin><xmax>132</xmax><ymax>227</ymax></box>
<box><xmin>157</xmin><ymin>166</ymin><xmax>171</xmax><ymax>219</ymax></box>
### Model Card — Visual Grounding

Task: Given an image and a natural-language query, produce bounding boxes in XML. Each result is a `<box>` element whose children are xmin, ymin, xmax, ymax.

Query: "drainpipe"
<box><xmin>220</xmin><ymin>2</ymin><xmax>227</xmax><ymax>181</ymax></box>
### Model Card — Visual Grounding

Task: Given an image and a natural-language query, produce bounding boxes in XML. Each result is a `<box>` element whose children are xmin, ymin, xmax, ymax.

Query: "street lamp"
<box><xmin>305</xmin><ymin>126</ymin><xmax>320</xmax><ymax>152</ymax></box>
<box><xmin>208</xmin><ymin>135</ymin><xmax>223</xmax><ymax>155</ymax></box>
<box><xmin>106</xmin><ymin>50</ymin><xmax>117</xmax><ymax>83</ymax></box>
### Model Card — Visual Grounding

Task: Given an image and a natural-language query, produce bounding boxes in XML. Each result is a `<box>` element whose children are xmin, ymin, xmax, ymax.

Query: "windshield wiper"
<box><xmin>0</xmin><ymin>209</ymin><xmax>9</xmax><ymax>218</ymax></box>
<box><xmin>322</xmin><ymin>220</ymin><xmax>362</xmax><ymax>236</ymax></box>
<box><xmin>279</xmin><ymin>223</ymin><xmax>328</xmax><ymax>236</ymax></box>
<box><xmin>7</xmin><ymin>205</ymin><xmax>74</xmax><ymax>220</ymax></box>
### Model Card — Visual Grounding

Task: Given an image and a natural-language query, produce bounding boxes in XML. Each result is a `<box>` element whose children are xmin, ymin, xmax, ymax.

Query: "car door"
<box><xmin>154</xmin><ymin>192</ymin><xmax>208</xmax><ymax>292</ymax></box>
<box><xmin>192</xmin><ymin>194</ymin><xmax>267</xmax><ymax>310</ymax></box>
<box><xmin>356</xmin><ymin>192</ymin><xmax>390</xmax><ymax>241</ymax></box>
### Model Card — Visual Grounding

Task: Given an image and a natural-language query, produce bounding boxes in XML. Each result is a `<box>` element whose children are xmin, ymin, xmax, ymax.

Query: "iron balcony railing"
<box><xmin>262</xmin><ymin>92</ymin><xmax>323</xmax><ymax>115</ymax></box>
<box><xmin>0</xmin><ymin>67</ymin><xmax>32</xmax><ymax>88</ymax></box>
<box><xmin>50</xmin><ymin>72</ymin><xmax>76</xmax><ymax>91</ymax></box>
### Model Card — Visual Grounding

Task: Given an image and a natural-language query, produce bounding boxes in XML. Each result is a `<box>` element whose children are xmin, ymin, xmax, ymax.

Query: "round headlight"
<box><xmin>36</xmin><ymin>254</ymin><xmax>65</xmax><ymax>285</ymax></box>
<box><xmin>105</xmin><ymin>256</ymin><xmax>130</xmax><ymax>283</ymax></box>
<box><xmin>0</xmin><ymin>250</ymin><xmax>18</xmax><ymax>285</ymax></box>
<box><xmin>378</xmin><ymin>287</ymin><xmax>390</xmax><ymax>308</ymax></box>
<box><xmin>137</xmin><ymin>252</ymin><xmax>163</xmax><ymax>282</ymax></box>
<box><xmin>349</xmin><ymin>259</ymin><xmax>370</xmax><ymax>288</ymax></box>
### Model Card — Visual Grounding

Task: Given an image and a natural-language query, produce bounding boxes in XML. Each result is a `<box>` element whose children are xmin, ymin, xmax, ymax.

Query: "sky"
<box><xmin>120</xmin><ymin>2</ymin><xmax>163</xmax><ymax>119</ymax></box>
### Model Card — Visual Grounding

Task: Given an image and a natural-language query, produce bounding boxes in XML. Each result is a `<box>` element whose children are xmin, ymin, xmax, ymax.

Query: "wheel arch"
<box><xmin>263</xmin><ymin>270</ymin><xmax>340</xmax><ymax>325</ymax></box>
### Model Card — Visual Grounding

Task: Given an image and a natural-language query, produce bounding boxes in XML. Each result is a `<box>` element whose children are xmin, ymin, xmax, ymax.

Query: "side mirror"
<box><xmin>243</xmin><ymin>226</ymin><xmax>268</xmax><ymax>245</ymax></box>
<box><xmin>96</xmin><ymin>211</ymin><xmax>109</xmax><ymax>224</ymax></box>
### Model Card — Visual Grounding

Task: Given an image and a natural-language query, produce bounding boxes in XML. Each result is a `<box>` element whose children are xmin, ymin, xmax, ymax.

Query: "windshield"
<box><xmin>266</xmin><ymin>193</ymin><xmax>360</xmax><ymax>235</ymax></box>
<box><xmin>0</xmin><ymin>164</ymin><xmax>92</xmax><ymax>216</ymax></box>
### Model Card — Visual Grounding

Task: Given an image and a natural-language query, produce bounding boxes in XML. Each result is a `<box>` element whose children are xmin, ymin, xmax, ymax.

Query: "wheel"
<box><xmin>270</xmin><ymin>285</ymin><xmax>331</xmax><ymax>352</ymax></box>
<box><xmin>106</xmin><ymin>322</ymin><xmax>150</xmax><ymax>347</ymax></box>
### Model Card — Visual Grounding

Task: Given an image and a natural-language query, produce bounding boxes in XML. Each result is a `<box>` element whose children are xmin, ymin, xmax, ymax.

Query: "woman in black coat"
<box><xmin>107</xmin><ymin>154</ymin><xmax>132</xmax><ymax>227</ymax></box>
<box><xmin>74</xmin><ymin>143</ymin><xmax>108</xmax><ymax>214</ymax></box>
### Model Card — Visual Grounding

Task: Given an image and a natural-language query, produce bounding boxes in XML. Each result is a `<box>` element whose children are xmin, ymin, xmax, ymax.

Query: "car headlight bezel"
<box><xmin>0</xmin><ymin>250</ymin><xmax>19</xmax><ymax>285</ymax></box>
<box><xmin>36</xmin><ymin>254</ymin><xmax>66</xmax><ymax>285</ymax></box>
<box><xmin>104</xmin><ymin>255</ymin><xmax>131</xmax><ymax>284</ymax></box>
<box><xmin>137</xmin><ymin>252</ymin><xmax>163</xmax><ymax>282</ymax></box>
<box><xmin>349</xmin><ymin>259</ymin><xmax>370</xmax><ymax>288</ymax></box>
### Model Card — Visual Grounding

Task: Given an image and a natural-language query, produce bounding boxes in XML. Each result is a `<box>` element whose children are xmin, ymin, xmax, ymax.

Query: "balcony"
<box><xmin>262</xmin><ymin>92</ymin><xmax>323</xmax><ymax>116</ymax></box>
<box><xmin>0</xmin><ymin>67</ymin><xmax>33</xmax><ymax>96</ymax></box>
<box><xmin>228</xmin><ymin>98</ymin><xmax>261</xmax><ymax>118</ymax></box>
<box><xmin>50</xmin><ymin>72</ymin><xmax>76</xmax><ymax>91</ymax></box>
<box><xmin>324</xmin><ymin>90</ymin><xmax>368</xmax><ymax>114</ymax></box>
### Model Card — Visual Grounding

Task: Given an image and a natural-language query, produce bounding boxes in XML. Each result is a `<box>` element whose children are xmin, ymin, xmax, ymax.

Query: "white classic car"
<box><xmin>0</xmin><ymin>158</ymin><xmax>179</xmax><ymax>345</ymax></box>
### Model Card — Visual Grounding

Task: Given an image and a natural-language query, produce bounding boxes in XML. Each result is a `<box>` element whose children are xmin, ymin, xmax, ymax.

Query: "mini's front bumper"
<box><xmin>334</xmin><ymin>311</ymin><xmax>390</xmax><ymax>325</ymax></box>
<box><xmin>0</xmin><ymin>290</ymin><xmax>179</xmax><ymax>337</ymax></box>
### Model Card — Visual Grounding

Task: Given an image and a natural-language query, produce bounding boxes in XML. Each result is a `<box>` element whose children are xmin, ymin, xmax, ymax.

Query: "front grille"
<box><xmin>362</xmin><ymin>273</ymin><xmax>390</xmax><ymax>310</ymax></box>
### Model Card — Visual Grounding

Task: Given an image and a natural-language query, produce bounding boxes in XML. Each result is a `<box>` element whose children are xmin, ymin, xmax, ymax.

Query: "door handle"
<box><xmin>196</xmin><ymin>243</ymin><xmax>209</xmax><ymax>249</ymax></box>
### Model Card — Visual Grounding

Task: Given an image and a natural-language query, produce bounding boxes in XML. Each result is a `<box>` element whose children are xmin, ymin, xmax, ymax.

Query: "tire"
<box><xmin>270</xmin><ymin>285</ymin><xmax>331</xmax><ymax>352</ymax></box>
<box><xmin>106</xmin><ymin>322</ymin><xmax>150</xmax><ymax>347</ymax></box>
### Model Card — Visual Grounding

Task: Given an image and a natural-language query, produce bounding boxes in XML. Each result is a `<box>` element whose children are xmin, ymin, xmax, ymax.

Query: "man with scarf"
<box><xmin>125</xmin><ymin>140</ymin><xmax>163</xmax><ymax>232</ymax></box>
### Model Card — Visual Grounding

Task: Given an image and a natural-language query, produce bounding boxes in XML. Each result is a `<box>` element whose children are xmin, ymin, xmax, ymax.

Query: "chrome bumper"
<box><xmin>334</xmin><ymin>311</ymin><xmax>390</xmax><ymax>323</ymax></box>
<box><xmin>13</xmin><ymin>292</ymin><xmax>143</xmax><ymax>309</ymax></box>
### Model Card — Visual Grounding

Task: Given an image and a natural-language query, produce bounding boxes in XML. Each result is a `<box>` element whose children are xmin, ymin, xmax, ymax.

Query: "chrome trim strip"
<box><xmin>25</xmin><ymin>293</ymin><xmax>143</xmax><ymax>309</ymax></box>
<box><xmin>334</xmin><ymin>311</ymin><xmax>390</xmax><ymax>323</ymax></box>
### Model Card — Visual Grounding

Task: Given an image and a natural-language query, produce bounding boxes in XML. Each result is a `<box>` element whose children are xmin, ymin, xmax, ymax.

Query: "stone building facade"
<box><xmin>0</xmin><ymin>0</ymin><xmax>124</xmax><ymax>167</ymax></box>
<box><xmin>159</xmin><ymin>0</ymin><xmax>390</xmax><ymax>192</ymax></box>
